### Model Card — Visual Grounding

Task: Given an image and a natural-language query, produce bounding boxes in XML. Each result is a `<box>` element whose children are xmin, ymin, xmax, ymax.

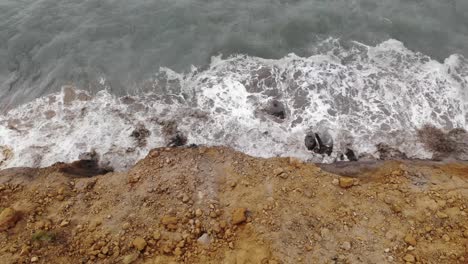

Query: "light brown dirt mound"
<box><xmin>0</xmin><ymin>146</ymin><xmax>467</xmax><ymax>264</ymax></box>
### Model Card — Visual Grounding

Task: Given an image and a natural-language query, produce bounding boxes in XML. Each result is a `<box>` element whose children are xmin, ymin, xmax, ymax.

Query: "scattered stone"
<box><xmin>320</xmin><ymin>228</ymin><xmax>330</xmax><ymax>239</ymax></box>
<box><xmin>332</xmin><ymin>179</ymin><xmax>339</xmax><ymax>186</ymax></box>
<box><xmin>122</xmin><ymin>253</ymin><xmax>139</xmax><ymax>264</ymax></box>
<box><xmin>390</xmin><ymin>203</ymin><xmax>403</xmax><ymax>213</ymax></box>
<box><xmin>122</xmin><ymin>222</ymin><xmax>131</xmax><ymax>230</ymax></box>
<box><xmin>197</xmin><ymin>233</ymin><xmax>211</xmax><ymax>245</ymax></box>
<box><xmin>403</xmin><ymin>254</ymin><xmax>415</xmax><ymax>263</ymax></box>
<box><xmin>436</xmin><ymin>211</ymin><xmax>448</xmax><ymax>219</ymax></box>
<box><xmin>132</xmin><ymin>237</ymin><xmax>147</xmax><ymax>251</ymax></box>
<box><xmin>161</xmin><ymin>215</ymin><xmax>178</xmax><ymax>226</ymax></box>
<box><xmin>442</xmin><ymin>234</ymin><xmax>450</xmax><ymax>242</ymax></box>
<box><xmin>404</xmin><ymin>234</ymin><xmax>417</xmax><ymax>246</ymax></box>
<box><xmin>0</xmin><ymin>208</ymin><xmax>20</xmax><ymax>231</ymax></box>
<box><xmin>182</xmin><ymin>194</ymin><xmax>190</xmax><ymax>203</ymax></box>
<box><xmin>174</xmin><ymin>247</ymin><xmax>183</xmax><ymax>256</ymax></box>
<box><xmin>60</xmin><ymin>220</ymin><xmax>70</xmax><ymax>227</ymax></box>
<box><xmin>195</xmin><ymin>209</ymin><xmax>203</xmax><ymax>217</ymax></box>
<box><xmin>31</xmin><ymin>256</ymin><xmax>39</xmax><ymax>262</ymax></box>
<box><xmin>338</xmin><ymin>177</ymin><xmax>354</xmax><ymax>188</ymax></box>
<box><xmin>232</xmin><ymin>208</ymin><xmax>247</xmax><ymax>225</ymax></box>
<box><xmin>153</xmin><ymin>231</ymin><xmax>161</xmax><ymax>240</ymax></box>
<box><xmin>273</xmin><ymin>168</ymin><xmax>284</xmax><ymax>177</ymax></box>
<box><xmin>340</xmin><ymin>241</ymin><xmax>351</xmax><ymax>251</ymax></box>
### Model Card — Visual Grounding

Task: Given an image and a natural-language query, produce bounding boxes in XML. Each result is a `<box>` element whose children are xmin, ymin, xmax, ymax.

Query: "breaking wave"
<box><xmin>1</xmin><ymin>39</ymin><xmax>467</xmax><ymax>170</ymax></box>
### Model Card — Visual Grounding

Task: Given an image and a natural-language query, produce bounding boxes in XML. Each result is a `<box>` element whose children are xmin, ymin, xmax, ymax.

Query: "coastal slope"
<box><xmin>0</xmin><ymin>146</ymin><xmax>467</xmax><ymax>263</ymax></box>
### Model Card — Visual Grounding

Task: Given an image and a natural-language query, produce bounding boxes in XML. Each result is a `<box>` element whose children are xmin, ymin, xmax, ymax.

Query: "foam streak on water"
<box><xmin>0</xmin><ymin>39</ymin><xmax>467</xmax><ymax>170</ymax></box>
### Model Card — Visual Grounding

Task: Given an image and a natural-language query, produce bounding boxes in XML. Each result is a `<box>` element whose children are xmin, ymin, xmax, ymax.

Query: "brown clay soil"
<box><xmin>0</xmin><ymin>146</ymin><xmax>467</xmax><ymax>264</ymax></box>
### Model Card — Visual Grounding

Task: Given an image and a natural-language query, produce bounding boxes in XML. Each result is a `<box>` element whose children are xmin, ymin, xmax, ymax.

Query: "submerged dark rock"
<box><xmin>304</xmin><ymin>131</ymin><xmax>333</xmax><ymax>156</ymax></box>
<box><xmin>265</xmin><ymin>99</ymin><xmax>286</xmax><ymax>119</ymax></box>
<box><xmin>167</xmin><ymin>132</ymin><xmax>188</xmax><ymax>147</ymax></box>
<box><xmin>376</xmin><ymin>143</ymin><xmax>407</xmax><ymax>160</ymax></box>
<box><xmin>304</xmin><ymin>133</ymin><xmax>317</xmax><ymax>151</ymax></box>
<box><xmin>448</xmin><ymin>128</ymin><xmax>468</xmax><ymax>160</ymax></box>
<box><xmin>315</xmin><ymin>133</ymin><xmax>333</xmax><ymax>155</ymax></box>
<box><xmin>158</xmin><ymin>120</ymin><xmax>188</xmax><ymax>147</ymax></box>
<box><xmin>58</xmin><ymin>150</ymin><xmax>113</xmax><ymax>177</ymax></box>
<box><xmin>417</xmin><ymin>125</ymin><xmax>468</xmax><ymax>160</ymax></box>
<box><xmin>131</xmin><ymin>124</ymin><xmax>151</xmax><ymax>147</ymax></box>
<box><xmin>345</xmin><ymin>148</ymin><xmax>358</xmax><ymax>161</ymax></box>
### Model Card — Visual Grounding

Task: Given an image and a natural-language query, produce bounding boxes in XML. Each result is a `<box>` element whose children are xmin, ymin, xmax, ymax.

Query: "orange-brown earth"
<box><xmin>0</xmin><ymin>146</ymin><xmax>467</xmax><ymax>264</ymax></box>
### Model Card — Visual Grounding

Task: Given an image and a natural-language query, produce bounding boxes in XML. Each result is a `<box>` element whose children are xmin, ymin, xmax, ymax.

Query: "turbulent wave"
<box><xmin>0</xmin><ymin>39</ymin><xmax>467</xmax><ymax>171</ymax></box>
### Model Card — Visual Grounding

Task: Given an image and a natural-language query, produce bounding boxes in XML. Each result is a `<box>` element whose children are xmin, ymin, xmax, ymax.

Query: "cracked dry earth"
<box><xmin>0</xmin><ymin>146</ymin><xmax>467</xmax><ymax>264</ymax></box>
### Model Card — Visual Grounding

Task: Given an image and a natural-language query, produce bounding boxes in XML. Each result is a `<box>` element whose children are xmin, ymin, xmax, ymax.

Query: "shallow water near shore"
<box><xmin>0</xmin><ymin>39</ymin><xmax>467</xmax><ymax>170</ymax></box>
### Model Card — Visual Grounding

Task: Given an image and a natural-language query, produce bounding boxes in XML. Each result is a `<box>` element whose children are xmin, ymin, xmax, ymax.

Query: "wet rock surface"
<box><xmin>304</xmin><ymin>131</ymin><xmax>333</xmax><ymax>156</ymax></box>
<box><xmin>57</xmin><ymin>150</ymin><xmax>112</xmax><ymax>177</ymax></box>
<box><xmin>377</xmin><ymin>143</ymin><xmax>408</xmax><ymax>160</ymax></box>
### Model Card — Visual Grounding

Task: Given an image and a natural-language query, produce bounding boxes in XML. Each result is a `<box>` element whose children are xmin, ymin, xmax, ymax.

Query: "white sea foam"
<box><xmin>0</xmin><ymin>39</ymin><xmax>467</xmax><ymax>171</ymax></box>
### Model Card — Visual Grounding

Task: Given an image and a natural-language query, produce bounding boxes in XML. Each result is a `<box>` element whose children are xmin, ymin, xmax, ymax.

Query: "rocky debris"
<box><xmin>181</xmin><ymin>194</ymin><xmax>190</xmax><ymax>203</ymax></box>
<box><xmin>264</xmin><ymin>99</ymin><xmax>286</xmax><ymax>119</ymax></box>
<box><xmin>340</xmin><ymin>241</ymin><xmax>352</xmax><ymax>251</ymax></box>
<box><xmin>273</xmin><ymin>168</ymin><xmax>288</xmax><ymax>178</ymax></box>
<box><xmin>376</xmin><ymin>143</ymin><xmax>407</xmax><ymax>160</ymax></box>
<box><xmin>130</xmin><ymin>123</ymin><xmax>151</xmax><ymax>147</ymax></box>
<box><xmin>436</xmin><ymin>211</ymin><xmax>448</xmax><ymax>219</ymax></box>
<box><xmin>338</xmin><ymin>177</ymin><xmax>355</xmax><ymax>188</ymax></box>
<box><xmin>197</xmin><ymin>233</ymin><xmax>211</xmax><ymax>245</ymax></box>
<box><xmin>59</xmin><ymin>220</ymin><xmax>70</xmax><ymax>227</ymax></box>
<box><xmin>403</xmin><ymin>254</ymin><xmax>416</xmax><ymax>263</ymax></box>
<box><xmin>195</xmin><ymin>208</ymin><xmax>203</xmax><ymax>217</ymax></box>
<box><xmin>0</xmin><ymin>146</ymin><xmax>467</xmax><ymax>263</ymax></box>
<box><xmin>161</xmin><ymin>215</ymin><xmax>178</xmax><ymax>230</ymax></box>
<box><xmin>231</xmin><ymin>208</ymin><xmax>248</xmax><ymax>225</ymax></box>
<box><xmin>404</xmin><ymin>234</ymin><xmax>417</xmax><ymax>246</ymax></box>
<box><xmin>122</xmin><ymin>253</ymin><xmax>139</xmax><ymax>264</ymax></box>
<box><xmin>30</xmin><ymin>256</ymin><xmax>39</xmax><ymax>262</ymax></box>
<box><xmin>0</xmin><ymin>207</ymin><xmax>20</xmax><ymax>231</ymax></box>
<box><xmin>132</xmin><ymin>237</ymin><xmax>147</xmax><ymax>251</ymax></box>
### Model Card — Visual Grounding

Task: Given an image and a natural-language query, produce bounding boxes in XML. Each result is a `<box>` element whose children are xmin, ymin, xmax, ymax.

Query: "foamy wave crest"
<box><xmin>1</xmin><ymin>39</ymin><xmax>467</xmax><ymax>170</ymax></box>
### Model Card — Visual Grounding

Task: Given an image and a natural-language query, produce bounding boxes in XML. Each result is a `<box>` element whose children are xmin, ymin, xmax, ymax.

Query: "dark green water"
<box><xmin>1</xmin><ymin>0</ymin><xmax>468</xmax><ymax>108</ymax></box>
